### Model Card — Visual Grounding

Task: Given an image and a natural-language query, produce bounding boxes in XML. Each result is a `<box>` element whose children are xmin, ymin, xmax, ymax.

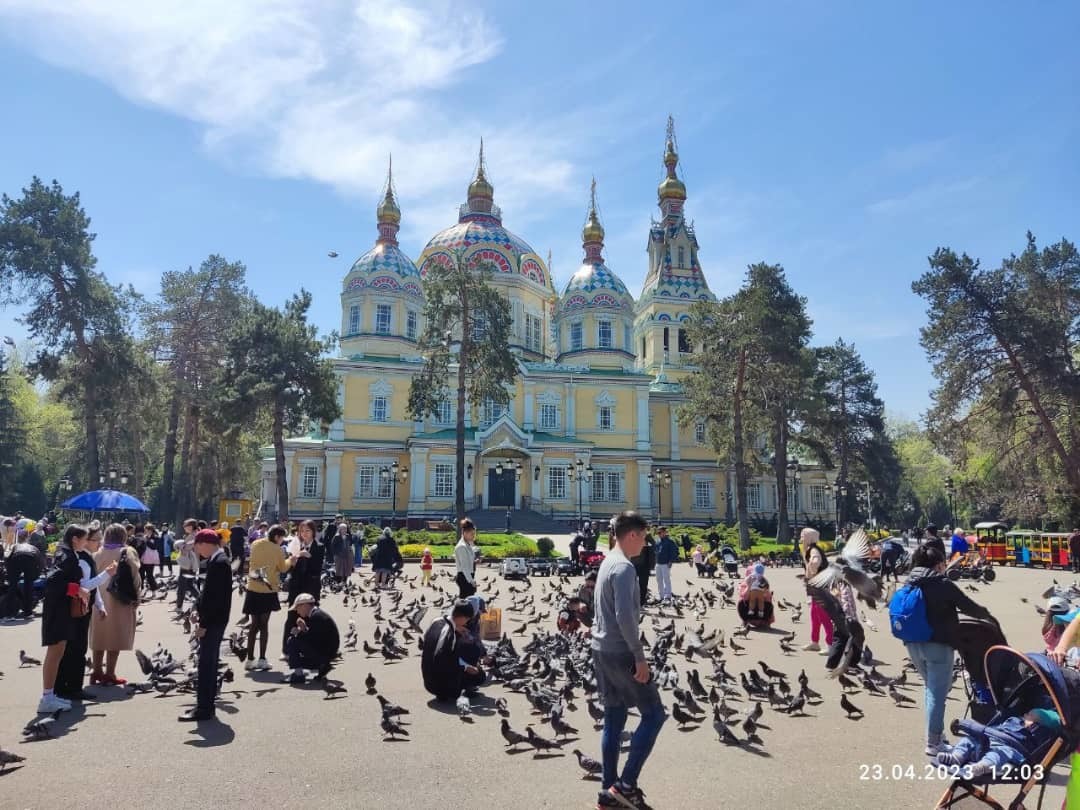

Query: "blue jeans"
<box><xmin>601</xmin><ymin>702</ymin><xmax>666</xmax><ymax>790</ymax></box>
<box><xmin>906</xmin><ymin>640</ymin><xmax>954</xmax><ymax>742</ymax></box>
<box><xmin>353</xmin><ymin>541</ymin><xmax>363</xmax><ymax>567</ymax></box>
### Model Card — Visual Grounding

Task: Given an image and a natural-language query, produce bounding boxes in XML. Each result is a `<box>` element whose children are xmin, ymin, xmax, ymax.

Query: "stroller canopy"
<box><xmin>955</xmin><ymin>617</ymin><xmax>1008</xmax><ymax>686</ymax></box>
<box><xmin>983</xmin><ymin>646</ymin><xmax>1080</xmax><ymax>733</ymax></box>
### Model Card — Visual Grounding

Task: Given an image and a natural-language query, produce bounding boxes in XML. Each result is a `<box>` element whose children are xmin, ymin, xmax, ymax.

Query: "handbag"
<box><xmin>70</xmin><ymin>594</ymin><xmax>89</xmax><ymax>618</ymax></box>
<box><xmin>107</xmin><ymin>550</ymin><xmax>139</xmax><ymax>605</ymax></box>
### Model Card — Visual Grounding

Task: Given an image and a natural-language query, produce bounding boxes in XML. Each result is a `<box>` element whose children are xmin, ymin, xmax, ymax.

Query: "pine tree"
<box><xmin>408</xmin><ymin>251</ymin><xmax>517</xmax><ymax>522</ymax></box>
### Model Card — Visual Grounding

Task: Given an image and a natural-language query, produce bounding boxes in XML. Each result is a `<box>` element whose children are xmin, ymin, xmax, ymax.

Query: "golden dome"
<box><xmin>377</xmin><ymin>187</ymin><xmax>401</xmax><ymax>224</ymax></box>
<box><xmin>582</xmin><ymin>209</ymin><xmax>604</xmax><ymax>243</ymax></box>
<box><xmin>468</xmin><ymin>167</ymin><xmax>494</xmax><ymax>200</ymax></box>
<box><xmin>658</xmin><ymin>174</ymin><xmax>686</xmax><ymax>201</ymax></box>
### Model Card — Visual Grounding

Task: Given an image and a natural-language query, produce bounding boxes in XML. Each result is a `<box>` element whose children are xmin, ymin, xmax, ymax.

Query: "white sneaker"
<box><xmin>255</xmin><ymin>658</ymin><xmax>270</xmax><ymax>671</ymax></box>
<box><xmin>925</xmin><ymin>738</ymin><xmax>952</xmax><ymax>757</ymax></box>
<box><xmin>802</xmin><ymin>643</ymin><xmax>821</xmax><ymax>652</ymax></box>
<box><xmin>244</xmin><ymin>659</ymin><xmax>257</xmax><ymax>671</ymax></box>
<box><xmin>38</xmin><ymin>694</ymin><xmax>70</xmax><ymax>713</ymax></box>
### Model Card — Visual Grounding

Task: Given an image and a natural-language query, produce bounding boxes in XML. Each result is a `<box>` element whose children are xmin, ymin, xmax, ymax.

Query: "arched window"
<box><xmin>678</xmin><ymin>246</ymin><xmax>685</xmax><ymax>268</ymax></box>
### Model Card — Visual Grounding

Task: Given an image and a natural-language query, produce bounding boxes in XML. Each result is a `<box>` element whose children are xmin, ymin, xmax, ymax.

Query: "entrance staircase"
<box><xmin>464</xmin><ymin>508</ymin><xmax>568</xmax><ymax>535</ymax></box>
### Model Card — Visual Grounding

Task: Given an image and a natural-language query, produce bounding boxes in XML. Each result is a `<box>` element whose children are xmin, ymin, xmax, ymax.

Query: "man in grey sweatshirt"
<box><xmin>591</xmin><ymin>510</ymin><xmax>666</xmax><ymax>810</ymax></box>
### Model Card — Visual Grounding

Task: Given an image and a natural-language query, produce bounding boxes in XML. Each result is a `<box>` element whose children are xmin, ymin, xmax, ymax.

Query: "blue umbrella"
<box><xmin>61</xmin><ymin>489</ymin><xmax>151</xmax><ymax>513</ymax></box>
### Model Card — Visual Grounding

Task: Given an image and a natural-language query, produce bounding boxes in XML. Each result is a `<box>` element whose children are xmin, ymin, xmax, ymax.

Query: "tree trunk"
<box><xmin>733</xmin><ymin>348</ymin><xmax>751</xmax><ymax>549</ymax></box>
<box><xmin>188</xmin><ymin>404</ymin><xmax>201</xmax><ymax>516</ymax></box>
<box><xmin>132</xmin><ymin>413</ymin><xmax>144</xmax><ymax>502</ymax></box>
<box><xmin>174</xmin><ymin>401</ymin><xmax>197</xmax><ymax>526</ymax></box>
<box><xmin>838</xmin><ymin>374</ymin><xmax>849</xmax><ymax>528</ymax></box>
<box><xmin>772</xmin><ymin>411</ymin><xmax>789</xmax><ymax>546</ymax></box>
<box><xmin>160</xmin><ymin>370</ymin><xmax>183</xmax><ymax>520</ymax></box>
<box><xmin>454</xmin><ymin>279</ymin><xmax>470</xmax><ymax>523</ymax></box>
<box><xmin>273</xmin><ymin>399</ymin><xmax>289</xmax><ymax>525</ymax></box>
<box><xmin>84</xmin><ymin>393</ymin><xmax>101</xmax><ymax>490</ymax></box>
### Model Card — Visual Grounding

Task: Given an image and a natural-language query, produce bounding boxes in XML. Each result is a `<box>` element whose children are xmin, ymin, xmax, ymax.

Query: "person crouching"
<box><xmin>421</xmin><ymin>599</ymin><xmax>486</xmax><ymax>702</ymax></box>
<box><xmin>285</xmin><ymin>593</ymin><xmax>340</xmax><ymax>684</ymax></box>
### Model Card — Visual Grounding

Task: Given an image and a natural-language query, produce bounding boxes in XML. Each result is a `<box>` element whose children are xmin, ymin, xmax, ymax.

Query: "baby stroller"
<box><xmin>720</xmin><ymin>546</ymin><xmax>740</xmax><ymax>579</ymax></box>
<box><xmin>953</xmin><ymin>617</ymin><xmax>1009</xmax><ymax>724</ymax></box>
<box><xmin>936</xmin><ymin>646</ymin><xmax>1080</xmax><ymax>810</ymax></box>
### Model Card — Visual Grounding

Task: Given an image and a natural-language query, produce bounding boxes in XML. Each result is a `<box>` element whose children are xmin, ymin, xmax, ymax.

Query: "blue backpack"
<box><xmin>889</xmin><ymin>582</ymin><xmax>933</xmax><ymax>642</ymax></box>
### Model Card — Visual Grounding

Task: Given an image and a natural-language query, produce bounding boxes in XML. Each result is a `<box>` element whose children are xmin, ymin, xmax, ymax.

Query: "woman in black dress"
<box><xmin>56</xmin><ymin>526</ymin><xmax>115</xmax><ymax>700</ymax></box>
<box><xmin>38</xmin><ymin>524</ymin><xmax>90</xmax><ymax>713</ymax></box>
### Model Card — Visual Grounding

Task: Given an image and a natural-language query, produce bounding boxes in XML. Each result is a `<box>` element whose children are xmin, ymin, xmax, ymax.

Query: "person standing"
<box><xmin>922</xmin><ymin>524</ymin><xmax>945</xmax><ymax>558</ymax></box>
<box><xmin>632</xmin><ymin>533</ymin><xmax>655</xmax><ymax>607</ymax></box>
<box><xmin>1068</xmin><ymin>528</ymin><xmax>1080</xmax><ymax>574</ymax></box>
<box><xmin>37</xmin><ymin>524</ymin><xmax>91</xmax><ymax>713</ymax></box>
<box><xmin>28</xmin><ymin>521</ymin><xmax>48</xmax><ymax>560</ymax></box>
<box><xmin>896</xmin><ymin>544</ymin><xmax>996</xmax><ymax>756</ymax></box>
<box><xmin>653</xmin><ymin>527</ymin><xmax>678</xmax><ymax>602</ymax></box>
<box><xmin>800</xmin><ymin>529</ymin><xmax>833</xmax><ymax>652</ymax></box>
<box><xmin>372</xmin><ymin>527</ymin><xmax>403</xmax><ymax>588</ymax></box>
<box><xmin>591</xmin><ymin>511</ymin><xmax>665</xmax><ymax>810</ymax></box>
<box><xmin>420</xmin><ymin>547</ymin><xmax>434</xmax><ymax>587</ymax></box>
<box><xmin>89</xmin><ymin>524</ymin><xmax>141</xmax><ymax>686</ymax></box>
<box><xmin>180</xmin><ymin>529</ymin><xmax>232</xmax><ymax>722</ymax></box>
<box><xmin>159</xmin><ymin>524</ymin><xmax>174</xmax><ymax>577</ymax></box>
<box><xmin>244</xmin><ymin>524</ymin><xmax>301</xmax><ymax>672</ymax></box>
<box><xmin>454</xmin><ymin>518</ymin><xmax>478</xmax><ymax>598</ymax></box>
<box><xmin>139</xmin><ymin>524</ymin><xmax>160</xmax><ymax>592</ymax></box>
<box><xmin>174</xmin><ymin>519</ymin><xmax>199</xmax><ymax>612</ymax></box>
<box><xmin>331</xmin><ymin>522</ymin><xmax>353</xmax><ymax>582</ymax></box>
<box><xmin>57</xmin><ymin>526</ymin><xmax>115</xmax><ymax>700</ymax></box>
<box><xmin>282</xmin><ymin>520</ymin><xmax>324</xmax><ymax>656</ymax></box>
<box><xmin>229</xmin><ymin>522</ymin><xmax>248</xmax><ymax>571</ymax></box>
<box><xmin>880</xmin><ymin>536</ymin><xmax>903</xmax><ymax>582</ymax></box>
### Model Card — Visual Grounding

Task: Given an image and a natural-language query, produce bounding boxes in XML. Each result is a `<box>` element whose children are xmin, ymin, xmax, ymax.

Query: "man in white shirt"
<box><xmin>454</xmin><ymin>518</ymin><xmax>477</xmax><ymax>598</ymax></box>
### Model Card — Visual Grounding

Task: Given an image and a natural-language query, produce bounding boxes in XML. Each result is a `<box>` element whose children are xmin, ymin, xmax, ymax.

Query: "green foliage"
<box><xmin>394</xmin><ymin>532</ymin><xmax>541</xmax><ymax>559</ymax></box>
<box><xmin>683</xmin><ymin>263</ymin><xmax>811</xmax><ymax>548</ymax></box>
<box><xmin>535</xmin><ymin>536</ymin><xmax>555</xmax><ymax>557</ymax></box>
<box><xmin>216</xmin><ymin>289</ymin><xmax>340</xmax><ymax>523</ymax></box>
<box><xmin>407</xmin><ymin>251</ymin><xmax>519</xmax><ymax>521</ymax></box>
<box><xmin>913</xmin><ymin>233</ymin><xmax>1080</xmax><ymax>523</ymax></box>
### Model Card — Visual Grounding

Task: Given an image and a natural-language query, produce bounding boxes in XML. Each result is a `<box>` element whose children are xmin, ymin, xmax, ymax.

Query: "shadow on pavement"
<box><xmin>183</xmin><ymin>719</ymin><xmax>235</xmax><ymax>748</ymax></box>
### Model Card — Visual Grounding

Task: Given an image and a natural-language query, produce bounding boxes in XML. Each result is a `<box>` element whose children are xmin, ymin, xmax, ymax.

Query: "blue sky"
<box><xmin>1</xmin><ymin>1</ymin><xmax>1077</xmax><ymax>420</ymax></box>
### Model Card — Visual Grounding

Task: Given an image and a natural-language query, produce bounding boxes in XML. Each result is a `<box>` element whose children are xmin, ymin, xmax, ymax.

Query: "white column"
<box><xmin>329</xmin><ymin>378</ymin><xmax>345</xmax><ymax>440</ymax></box>
<box><xmin>323</xmin><ymin>449</ymin><xmax>343</xmax><ymax>514</ymax></box>
<box><xmin>669</xmin><ymin>406</ymin><xmax>681</xmax><ymax>461</ymax></box>
<box><xmin>565</xmin><ymin>381</ymin><xmax>576</xmax><ymax>438</ymax></box>
<box><xmin>636</xmin><ymin>389</ymin><xmax>650</xmax><ymax>451</ymax></box>
<box><xmin>637</xmin><ymin>459</ymin><xmax>652</xmax><ymax>513</ymax></box>
<box><xmin>671</xmin><ymin>472</ymin><xmax>682</xmax><ymax>523</ymax></box>
<box><xmin>524</xmin><ymin>391</ymin><xmax>534</xmax><ymax>432</ymax></box>
<box><xmin>408</xmin><ymin>448</ymin><xmax>427</xmax><ymax>513</ymax></box>
<box><xmin>283</xmin><ymin>450</ymin><xmax>296</xmax><ymax>504</ymax></box>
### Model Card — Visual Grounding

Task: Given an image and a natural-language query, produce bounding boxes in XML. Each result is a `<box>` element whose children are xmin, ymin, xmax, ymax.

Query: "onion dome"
<box><xmin>658</xmin><ymin>122</ymin><xmax>687</xmax><ymax>203</ymax></box>
<box><xmin>342</xmin><ymin>157</ymin><xmax>422</xmax><ymax>299</ymax></box>
<box><xmin>557</xmin><ymin>179</ymin><xmax>634</xmax><ymax>316</ymax></box>
<box><xmin>417</xmin><ymin>141</ymin><xmax>552</xmax><ymax>291</ymax></box>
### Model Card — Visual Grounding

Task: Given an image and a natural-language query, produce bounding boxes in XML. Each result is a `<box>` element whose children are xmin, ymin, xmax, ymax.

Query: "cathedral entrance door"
<box><xmin>488</xmin><ymin>468</ymin><xmax>516</xmax><ymax>508</ymax></box>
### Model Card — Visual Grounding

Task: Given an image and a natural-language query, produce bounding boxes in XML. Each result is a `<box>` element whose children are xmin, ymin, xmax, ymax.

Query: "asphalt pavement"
<box><xmin>0</xmin><ymin>556</ymin><xmax>1072</xmax><ymax>810</ymax></box>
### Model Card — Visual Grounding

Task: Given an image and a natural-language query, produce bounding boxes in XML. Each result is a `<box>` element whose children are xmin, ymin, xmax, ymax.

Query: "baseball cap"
<box><xmin>290</xmin><ymin>593</ymin><xmax>316</xmax><ymax>610</ymax></box>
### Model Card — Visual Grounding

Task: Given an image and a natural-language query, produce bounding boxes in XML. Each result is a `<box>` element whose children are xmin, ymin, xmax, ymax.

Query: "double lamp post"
<box><xmin>379</xmin><ymin>461</ymin><xmax>409</xmax><ymax>524</ymax></box>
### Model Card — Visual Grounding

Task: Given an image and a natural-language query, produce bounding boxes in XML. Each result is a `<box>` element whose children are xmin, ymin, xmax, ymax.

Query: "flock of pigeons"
<box><xmin>1</xmin><ymin>534</ymin><xmax>949</xmax><ymax>784</ymax></box>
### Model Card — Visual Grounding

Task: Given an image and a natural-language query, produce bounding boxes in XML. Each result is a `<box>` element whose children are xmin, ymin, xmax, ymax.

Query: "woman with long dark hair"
<box><xmin>282</xmin><ymin>520</ymin><xmax>322</xmax><ymax>657</ymax></box>
<box><xmin>56</xmin><ymin>525</ymin><xmax>116</xmax><ymax>700</ymax></box>
<box><xmin>38</xmin><ymin>524</ymin><xmax>90</xmax><ymax>713</ymax></box>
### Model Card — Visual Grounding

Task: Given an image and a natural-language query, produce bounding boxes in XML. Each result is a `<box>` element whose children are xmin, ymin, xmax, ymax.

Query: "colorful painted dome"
<box><xmin>342</xmin><ymin>163</ymin><xmax>422</xmax><ymax>299</ymax></box>
<box><xmin>557</xmin><ymin>179</ymin><xmax>634</xmax><ymax>316</ymax></box>
<box><xmin>417</xmin><ymin>145</ymin><xmax>551</xmax><ymax>290</ymax></box>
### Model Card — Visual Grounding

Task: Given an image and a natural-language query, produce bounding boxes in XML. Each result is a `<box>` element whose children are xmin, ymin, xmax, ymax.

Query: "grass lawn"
<box><xmin>394</xmin><ymin>531</ymin><xmax>558</xmax><ymax>560</ymax></box>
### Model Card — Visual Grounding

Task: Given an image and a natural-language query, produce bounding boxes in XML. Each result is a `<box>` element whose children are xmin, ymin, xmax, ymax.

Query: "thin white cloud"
<box><xmin>0</xmin><ymin>0</ymin><xmax>573</xmax><ymax>210</ymax></box>
<box><xmin>866</xmin><ymin>177</ymin><xmax>982</xmax><ymax>216</ymax></box>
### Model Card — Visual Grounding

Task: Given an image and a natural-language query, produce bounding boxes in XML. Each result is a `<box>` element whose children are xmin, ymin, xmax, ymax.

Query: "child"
<box><xmin>420</xmin><ymin>547</ymin><xmax>433</xmax><ymax>587</ymax></box>
<box><xmin>937</xmin><ymin>708</ymin><xmax>1061</xmax><ymax>778</ymax></box>
<box><xmin>1043</xmin><ymin>596</ymin><xmax>1070</xmax><ymax>651</ymax></box>
<box><xmin>747</xmin><ymin>563</ymin><xmax>770</xmax><ymax>617</ymax></box>
<box><xmin>692</xmin><ymin>545</ymin><xmax>704</xmax><ymax>574</ymax></box>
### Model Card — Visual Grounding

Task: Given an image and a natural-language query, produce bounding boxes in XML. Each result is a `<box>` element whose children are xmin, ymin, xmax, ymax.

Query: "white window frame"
<box><xmin>810</xmin><ymin>484</ymin><xmax>828</xmax><ymax>514</ymax></box>
<box><xmin>694</xmin><ymin>421</ymin><xmax>706</xmax><ymax>445</ymax></box>
<box><xmin>406</xmin><ymin>310</ymin><xmax>418</xmax><ymax>340</ymax></box>
<box><xmin>348</xmin><ymin>304</ymin><xmax>361</xmax><ymax>335</ymax></box>
<box><xmin>538</xmin><ymin>402</ymin><xmax>559</xmax><ymax>431</ymax></box>
<box><xmin>371</xmin><ymin>395</ymin><xmax>388</xmax><ymax>422</ymax></box>
<box><xmin>375</xmin><ymin>303</ymin><xmax>392</xmax><ymax>335</ymax></box>
<box><xmin>526</xmin><ymin>313</ymin><xmax>542</xmax><ymax>353</ymax></box>
<box><xmin>301</xmin><ymin>464</ymin><xmax>320</xmax><ymax>499</ymax></box>
<box><xmin>570</xmin><ymin>321</ymin><xmax>583</xmax><ymax>351</ymax></box>
<box><xmin>435</xmin><ymin>400</ymin><xmax>453</xmax><ymax>426</ymax></box>
<box><xmin>480</xmin><ymin>399</ymin><xmax>505</xmax><ymax>428</ymax></box>
<box><xmin>355</xmin><ymin>465</ymin><xmax>393</xmax><ymax>499</ymax></box>
<box><xmin>747</xmin><ymin>483</ymin><xmax>762</xmax><ymax>511</ymax></box>
<box><xmin>694</xmin><ymin>480</ymin><xmax>714</xmax><ymax>510</ymax></box>
<box><xmin>598</xmin><ymin>405</ymin><xmax>614</xmax><ymax>431</ymax></box>
<box><xmin>433</xmin><ymin>463</ymin><xmax>454</xmax><ymax>498</ymax></box>
<box><xmin>597</xmin><ymin>319</ymin><xmax>612</xmax><ymax>349</ymax></box>
<box><xmin>547</xmin><ymin>466</ymin><xmax>567</xmax><ymax>499</ymax></box>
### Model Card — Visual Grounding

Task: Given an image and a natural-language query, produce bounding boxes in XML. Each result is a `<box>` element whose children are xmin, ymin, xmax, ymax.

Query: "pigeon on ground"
<box><xmin>572</xmin><ymin>749</ymin><xmax>602</xmax><ymax>779</ymax></box>
<box><xmin>19</xmin><ymin>650</ymin><xmax>41</xmax><ymax>668</ymax></box>
<box><xmin>550</xmin><ymin>714</ymin><xmax>578</xmax><ymax>738</ymax></box>
<box><xmin>671</xmin><ymin>703</ymin><xmax>700</xmax><ymax>727</ymax></box>
<box><xmin>365</xmin><ymin>673</ymin><xmax>377</xmax><ymax>694</ymax></box>
<box><xmin>495</xmin><ymin>697</ymin><xmax>510</xmax><ymax>717</ymax></box>
<box><xmin>322</xmin><ymin>680</ymin><xmax>348</xmax><ymax>699</ymax></box>
<box><xmin>380</xmin><ymin>714</ymin><xmax>409</xmax><ymax>740</ymax></box>
<box><xmin>376</xmin><ymin>695</ymin><xmax>409</xmax><ymax>717</ymax></box>
<box><xmin>500</xmin><ymin>719</ymin><xmax>529</xmax><ymax>749</ymax></box>
<box><xmin>889</xmin><ymin>686</ymin><xmax>916</xmax><ymax>706</ymax></box>
<box><xmin>525</xmin><ymin>726</ymin><xmax>562</xmax><ymax>754</ymax></box>
<box><xmin>0</xmin><ymin>746</ymin><xmax>26</xmax><ymax>771</ymax></box>
<box><xmin>840</xmin><ymin>693</ymin><xmax>863</xmax><ymax>719</ymax></box>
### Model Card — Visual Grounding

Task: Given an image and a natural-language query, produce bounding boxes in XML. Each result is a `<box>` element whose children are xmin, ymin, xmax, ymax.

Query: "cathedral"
<box><xmin>260</xmin><ymin>122</ymin><xmax>835</xmax><ymax>528</ymax></box>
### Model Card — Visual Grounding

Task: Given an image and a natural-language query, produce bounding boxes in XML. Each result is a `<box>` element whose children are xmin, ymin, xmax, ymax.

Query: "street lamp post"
<box><xmin>791</xmin><ymin>464</ymin><xmax>801</xmax><ymax>550</ymax></box>
<box><xmin>944</xmin><ymin>476</ymin><xmax>956</xmax><ymax>527</ymax></box>
<box><xmin>833</xmin><ymin>481</ymin><xmax>848</xmax><ymax>539</ymax></box>
<box><xmin>647</xmin><ymin>467</ymin><xmax>672</xmax><ymax>525</ymax></box>
<box><xmin>380</xmin><ymin>462</ymin><xmax>409</xmax><ymax>525</ymax></box>
<box><xmin>567</xmin><ymin>459</ymin><xmax>592</xmax><ymax>531</ymax></box>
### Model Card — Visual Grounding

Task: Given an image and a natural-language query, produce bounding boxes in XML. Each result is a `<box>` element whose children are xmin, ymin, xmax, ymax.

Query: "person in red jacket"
<box><xmin>420</xmin><ymin>547</ymin><xmax>434</xmax><ymax>587</ymax></box>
